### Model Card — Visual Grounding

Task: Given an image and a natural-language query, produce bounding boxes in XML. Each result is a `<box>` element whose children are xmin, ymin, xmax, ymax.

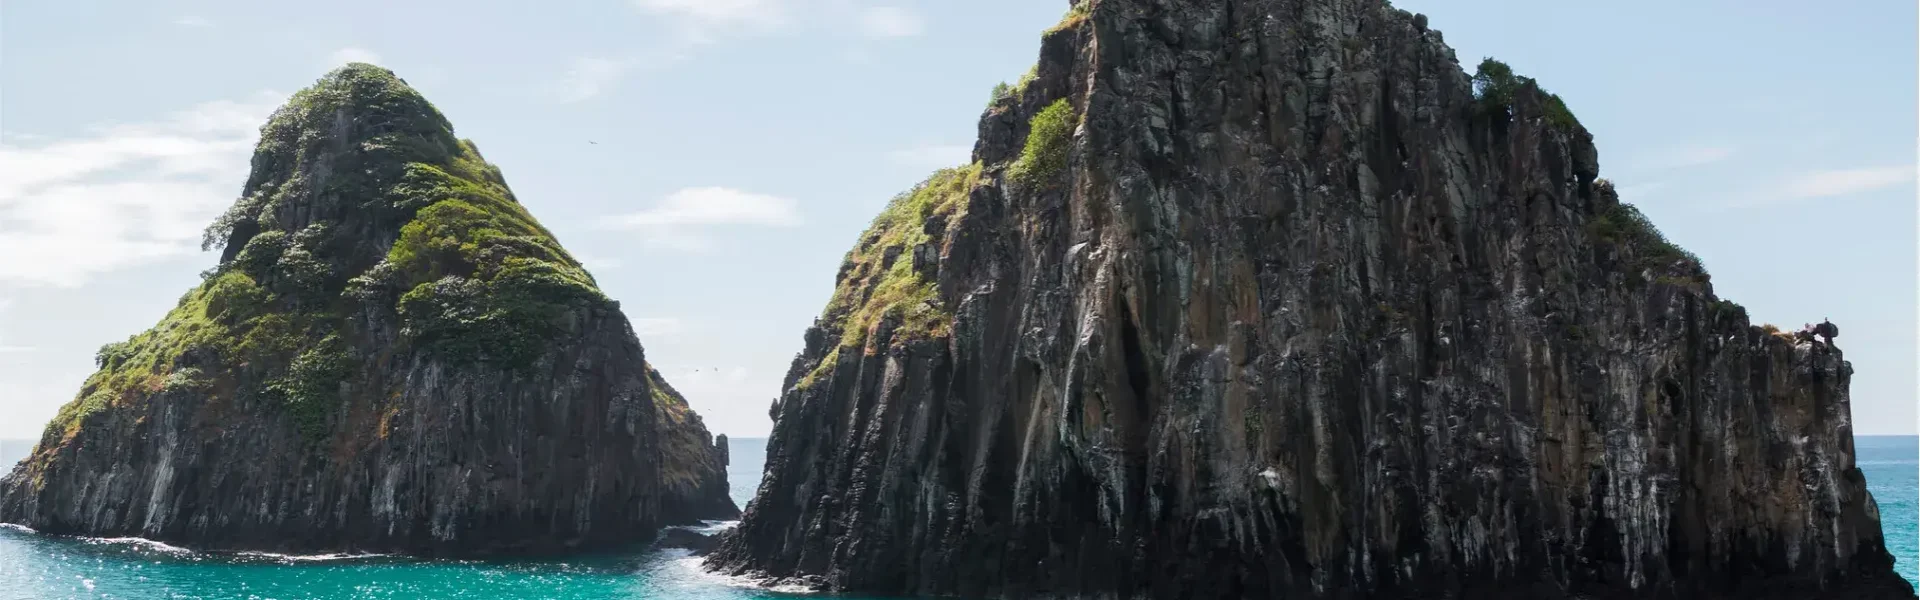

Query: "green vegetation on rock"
<box><xmin>1014</xmin><ymin>65</ymin><xmax>1039</xmax><ymax>97</ymax></box>
<box><xmin>267</xmin><ymin>335</ymin><xmax>352</xmax><ymax>441</ymax></box>
<box><xmin>1045</xmin><ymin>2</ymin><xmax>1090</xmax><ymax>35</ymax></box>
<box><xmin>41</xmin><ymin>63</ymin><xmax>606</xmax><ymax>447</ymax></box>
<box><xmin>205</xmin><ymin>64</ymin><xmax>460</xmax><ymax>254</ymax></box>
<box><xmin>1472</xmin><ymin>58</ymin><xmax>1580</xmax><ymax>130</ymax></box>
<box><xmin>799</xmin><ymin>164</ymin><xmax>982</xmax><ymax>389</ymax></box>
<box><xmin>51</xmin><ymin>273</ymin><xmax>260</xmax><ymax>442</ymax></box>
<box><xmin>990</xmin><ymin>65</ymin><xmax>1041</xmax><ymax>108</ymax></box>
<box><xmin>380</xmin><ymin>158</ymin><xmax>604</xmax><ymax>369</ymax></box>
<box><xmin>989</xmin><ymin>82</ymin><xmax>1012</xmax><ymax>107</ymax></box>
<box><xmin>1008</xmin><ymin>99</ymin><xmax>1076</xmax><ymax>187</ymax></box>
<box><xmin>1588</xmin><ymin>179</ymin><xmax>1708</xmax><ymax>283</ymax></box>
<box><xmin>43</xmin><ymin>389</ymin><xmax>115</xmax><ymax>443</ymax></box>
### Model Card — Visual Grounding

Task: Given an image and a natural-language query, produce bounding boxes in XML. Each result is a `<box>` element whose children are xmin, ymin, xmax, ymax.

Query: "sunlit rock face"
<box><xmin>708</xmin><ymin>1</ymin><xmax>1913</xmax><ymax>598</ymax></box>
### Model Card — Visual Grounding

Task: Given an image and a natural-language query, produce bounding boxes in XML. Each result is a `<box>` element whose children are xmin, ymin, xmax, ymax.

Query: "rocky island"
<box><xmin>709</xmin><ymin>0</ymin><xmax>1915</xmax><ymax>598</ymax></box>
<box><xmin>0</xmin><ymin>64</ymin><xmax>738</xmax><ymax>556</ymax></box>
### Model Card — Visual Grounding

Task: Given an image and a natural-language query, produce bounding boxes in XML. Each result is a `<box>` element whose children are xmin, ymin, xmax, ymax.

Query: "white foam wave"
<box><xmin>666</xmin><ymin>519</ymin><xmax>739</xmax><ymax>536</ymax></box>
<box><xmin>0</xmin><ymin>522</ymin><xmax>36</xmax><ymax>534</ymax></box>
<box><xmin>671</xmin><ymin>553</ymin><xmax>820</xmax><ymax>595</ymax></box>
<box><xmin>78</xmin><ymin>536</ymin><xmax>194</xmax><ymax>554</ymax></box>
<box><xmin>235</xmin><ymin>550</ymin><xmax>394</xmax><ymax>562</ymax></box>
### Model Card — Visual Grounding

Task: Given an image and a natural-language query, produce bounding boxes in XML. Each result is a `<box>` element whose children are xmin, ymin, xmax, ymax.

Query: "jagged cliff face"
<box><xmin>0</xmin><ymin>64</ymin><xmax>737</xmax><ymax>556</ymax></box>
<box><xmin>711</xmin><ymin>1</ymin><xmax>1912</xmax><ymax>598</ymax></box>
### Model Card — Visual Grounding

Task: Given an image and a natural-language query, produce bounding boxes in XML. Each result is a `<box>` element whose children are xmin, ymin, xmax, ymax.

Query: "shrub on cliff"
<box><xmin>1473</xmin><ymin>57</ymin><xmax>1581</xmax><ymax>130</ymax></box>
<box><xmin>1587</xmin><ymin>196</ymin><xmax>1707</xmax><ymax>282</ymax></box>
<box><xmin>1045</xmin><ymin>2</ymin><xmax>1090</xmax><ymax>35</ymax></box>
<box><xmin>1008</xmin><ymin>99</ymin><xmax>1076</xmax><ymax>187</ymax></box>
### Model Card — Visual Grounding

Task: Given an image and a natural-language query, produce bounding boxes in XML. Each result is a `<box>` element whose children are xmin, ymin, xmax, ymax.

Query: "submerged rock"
<box><xmin>709</xmin><ymin>1</ymin><xmax>1913</xmax><ymax>598</ymax></box>
<box><xmin>0</xmin><ymin>64</ymin><xmax>737</xmax><ymax>556</ymax></box>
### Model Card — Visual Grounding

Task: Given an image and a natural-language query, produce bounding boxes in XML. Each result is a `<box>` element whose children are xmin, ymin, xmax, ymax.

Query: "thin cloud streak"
<box><xmin>606</xmin><ymin>187</ymin><xmax>803</xmax><ymax>228</ymax></box>
<box><xmin>597</xmin><ymin>187</ymin><xmax>801</xmax><ymax>253</ymax></box>
<box><xmin>1627</xmin><ymin>144</ymin><xmax>1736</xmax><ymax>174</ymax></box>
<box><xmin>1778</xmin><ymin>165</ymin><xmax>1915</xmax><ymax>201</ymax></box>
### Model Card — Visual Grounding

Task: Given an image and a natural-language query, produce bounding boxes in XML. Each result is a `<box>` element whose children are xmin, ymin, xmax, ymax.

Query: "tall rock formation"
<box><xmin>0</xmin><ymin>64</ymin><xmax>738</xmax><ymax>556</ymax></box>
<box><xmin>710</xmin><ymin>1</ymin><xmax>1913</xmax><ymax>598</ymax></box>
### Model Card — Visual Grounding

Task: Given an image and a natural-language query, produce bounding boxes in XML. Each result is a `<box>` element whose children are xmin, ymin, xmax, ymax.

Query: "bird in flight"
<box><xmin>589</xmin><ymin>140</ymin><xmax>598</xmax><ymax>145</ymax></box>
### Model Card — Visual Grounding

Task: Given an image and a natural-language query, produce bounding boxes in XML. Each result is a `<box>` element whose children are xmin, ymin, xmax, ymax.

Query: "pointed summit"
<box><xmin>0</xmin><ymin>66</ymin><xmax>738</xmax><ymax>556</ymax></box>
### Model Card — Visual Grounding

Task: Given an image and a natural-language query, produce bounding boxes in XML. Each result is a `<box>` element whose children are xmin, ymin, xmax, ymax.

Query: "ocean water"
<box><xmin>0</xmin><ymin>436</ymin><xmax>1913</xmax><ymax>598</ymax></box>
<box><xmin>0</xmin><ymin>438</ymin><xmax>879</xmax><ymax>600</ymax></box>
<box><xmin>1860</xmin><ymin>435</ymin><xmax>1919</xmax><ymax>586</ymax></box>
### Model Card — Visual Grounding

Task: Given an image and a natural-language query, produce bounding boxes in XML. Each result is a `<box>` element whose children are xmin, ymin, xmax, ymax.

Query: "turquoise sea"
<box><xmin>1861</xmin><ymin>435</ymin><xmax>1919</xmax><ymax>586</ymax></box>
<box><xmin>0</xmin><ymin>436</ymin><xmax>1913</xmax><ymax>599</ymax></box>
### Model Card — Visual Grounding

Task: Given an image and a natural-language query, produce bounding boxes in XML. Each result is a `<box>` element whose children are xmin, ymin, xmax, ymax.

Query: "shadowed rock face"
<box><xmin>708</xmin><ymin>1</ymin><xmax>1913</xmax><ymax>598</ymax></box>
<box><xmin>0</xmin><ymin>64</ymin><xmax>737</xmax><ymax>556</ymax></box>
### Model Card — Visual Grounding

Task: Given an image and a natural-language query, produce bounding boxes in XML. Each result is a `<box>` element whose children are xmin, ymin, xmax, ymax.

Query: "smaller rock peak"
<box><xmin>324</xmin><ymin>62</ymin><xmax>401</xmax><ymax>83</ymax></box>
<box><xmin>208</xmin><ymin>63</ymin><xmax>466</xmax><ymax>255</ymax></box>
<box><xmin>310</xmin><ymin>62</ymin><xmax>422</xmax><ymax>101</ymax></box>
<box><xmin>262</xmin><ymin>63</ymin><xmax>449</xmax><ymax>142</ymax></box>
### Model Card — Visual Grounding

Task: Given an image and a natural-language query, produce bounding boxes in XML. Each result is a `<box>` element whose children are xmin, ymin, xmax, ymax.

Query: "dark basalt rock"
<box><xmin>708</xmin><ymin>1</ymin><xmax>1913</xmax><ymax>598</ymax></box>
<box><xmin>0</xmin><ymin>64</ymin><xmax>738</xmax><ymax>557</ymax></box>
<box><xmin>657</xmin><ymin>527</ymin><xmax>721</xmax><ymax>556</ymax></box>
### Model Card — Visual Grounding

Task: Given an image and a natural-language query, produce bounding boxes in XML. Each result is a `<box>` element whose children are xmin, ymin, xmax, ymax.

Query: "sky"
<box><xmin>0</xmin><ymin>0</ymin><xmax>1913</xmax><ymax>439</ymax></box>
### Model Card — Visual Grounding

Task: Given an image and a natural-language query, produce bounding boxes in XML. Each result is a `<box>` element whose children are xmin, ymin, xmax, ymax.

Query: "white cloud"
<box><xmin>172</xmin><ymin>16</ymin><xmax>213</xmax><ymax>28</ymax></box>
<box><xmin>554</xmin><ymin>57</ymin><xmax>633</xmax><ymax>103</ymax></box>
<box><xmin>889</xmin><ymin>143</ymin><xmax>972</xmax><ymax>169</ymax></box>
<box><xmin>631</xmin><ymin>0</ymin><xmax>929</xmax><ymax>46</ymax></box>
<box><xmin>1779</xmin><ymin>165</ymin><xmax>1915</xmax><ymax>201</ymax></box>
<box><xmin>600</xmin><ymin>187</ymin><xmax>801</xmax><ymax>252</ymax></box>
<box><xmin>632</xmin><ymin>318</ymin><xmax>686</xmax><ymax>337</ymax></box>
<box><xmin>858</xmin><ymin>6</ymin><xmax>925</xmax><ymax>38</ymax></box>
<box><xmin>608</xmin><ymin>187</ymin><xmax>802</xmax><ymax>228</ymax></box>
<box><xmin>1628</xmin><ymin>144</ymin><xmax>1736</xmax><ymax>173</ymax></box>
<box><xmin>0</xmin><ymin>92</ymin><xmax>283</xmax><ymax>287</ymax></box>
<box><xmin>633</xmin><ymin>0</ymin><xmax>788</xmax><ymax>42</ymax></box>
<box><xmin>328</xmin><ymin>47</ymin><xmax>382</xmax><ymax>66</ymax></box>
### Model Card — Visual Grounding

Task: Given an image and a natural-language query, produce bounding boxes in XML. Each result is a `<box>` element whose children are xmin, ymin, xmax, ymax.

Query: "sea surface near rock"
<box><xmin>707</xmin><ymin>0</ymin><xmax>1914</xmax><ymax>598</ymax></box>
<box><xmin>0</xmin><ymin>437</ymin><xmax>1911</xmax><ymax>598</ymax></box>
<box><xmin>0</xmin><ymin>64</ymin><xmax>736</xmax><ymax>557</ymax></box>
<box><xmin>0</xmin><ymin>438</ymin><xmax>870</xmax><ymax>599</ymax></box>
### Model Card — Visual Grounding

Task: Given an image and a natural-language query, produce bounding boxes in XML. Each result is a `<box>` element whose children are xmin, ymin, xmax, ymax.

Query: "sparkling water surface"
<box><xmin>1</xmin><ymin>436</ymin><xmax>1913</xmax><ymax>599</ymax></box>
